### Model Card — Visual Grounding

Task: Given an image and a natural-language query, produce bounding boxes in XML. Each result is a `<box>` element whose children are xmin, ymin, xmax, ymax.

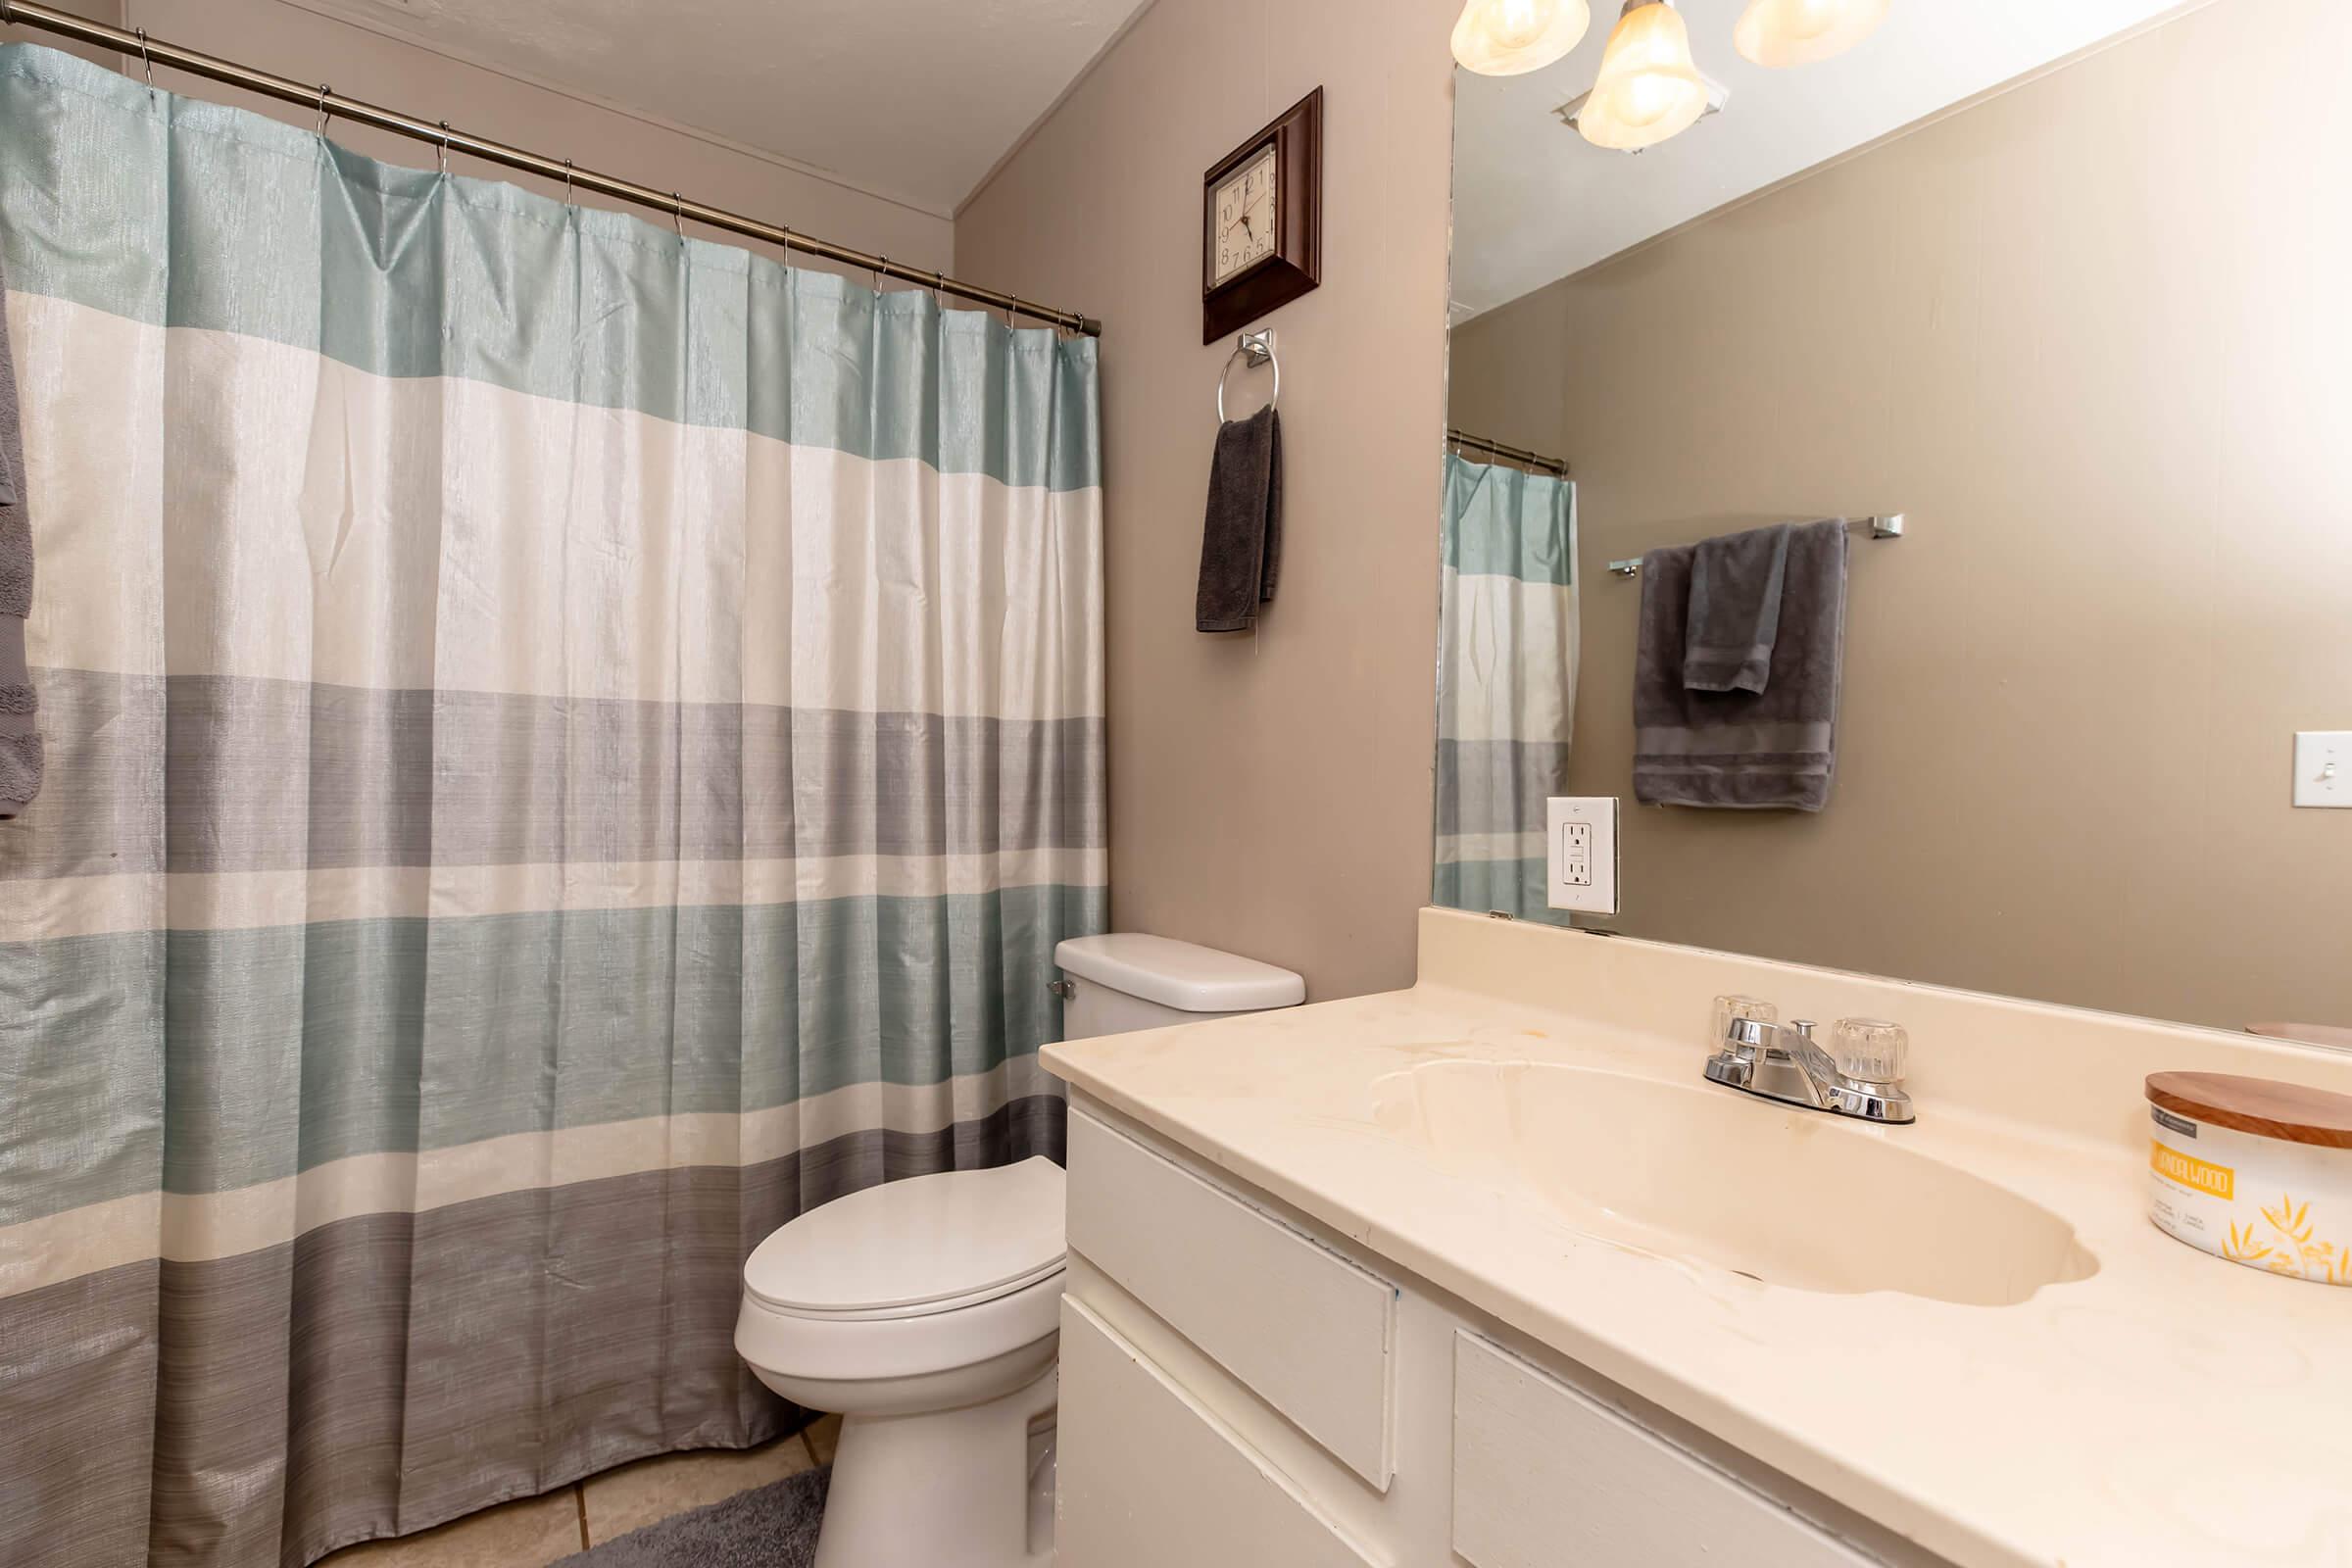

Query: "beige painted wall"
<box><xmin>1450</xmin><ymin>0</ymin><xmax>2352</xmax><ymax>1031</ymax></box>
<box><xmin>956</xmin><ymin>0</ymin><xmax>1461</xmax><ymax>1000</ymax></box>
<box><xmin>34</xmin><ymin>0</ymin><xmax>952</xmax><ymax>274</ymax></box>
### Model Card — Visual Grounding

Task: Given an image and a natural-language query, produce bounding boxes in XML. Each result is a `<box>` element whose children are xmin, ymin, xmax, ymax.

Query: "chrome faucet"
<box><xmin>1701</xmin><ymin>1007</ymin><xmax>1915</xmax><ymax>1124</ymax></box>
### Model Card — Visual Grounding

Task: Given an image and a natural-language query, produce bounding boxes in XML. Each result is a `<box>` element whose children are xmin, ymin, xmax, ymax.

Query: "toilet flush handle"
<box><xmin>1047</xmin><ymin>978</ymin><xmax>1075</xmax><ymax>1000</ymax></box>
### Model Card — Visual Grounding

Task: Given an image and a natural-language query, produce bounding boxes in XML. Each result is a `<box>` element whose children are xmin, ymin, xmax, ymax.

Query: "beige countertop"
<box><xmin>1042</xmin><ymin>909</ymin><xmax>2352</xmax><ymax>1568</ymax></box>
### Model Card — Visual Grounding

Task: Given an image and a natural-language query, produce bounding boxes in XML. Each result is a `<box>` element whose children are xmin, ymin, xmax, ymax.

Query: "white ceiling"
<box><xmin>291</xmin><ymin>0</ymin><xmax>1154</xmax><ymax>215</ymax></box>
<box><xmin>1452</xmin><ymin>0</ymin><xmax>2215</xmax><ymax>318</ymax></box>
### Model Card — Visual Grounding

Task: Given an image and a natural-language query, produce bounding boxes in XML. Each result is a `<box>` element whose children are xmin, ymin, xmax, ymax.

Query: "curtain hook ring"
<box><xmin>135</xmin><ymin>26</ymin><xmax>154</xmax><ymax>95</ymax></box>
<box><xmin>1006</xmin><ymin>295</ymin><xmax>1021</xmax><ymax>330</ymax></box>
<box><xmin>672</xmin><ymin>192</ymin><xmax>685</xmax><ymax>240</ymax></box>
<box><xmin>561</xmin><ymin>158</ymin><xmax>573</xmax><ymax>206</ymax></box>
<box><xmin>436</xmin><ymin>121</ymin><xmax>451</xmax><ymax>176</ymax></box>
<box><xmin>315</xmin><ymin>84</ymin><xmax>332</xmax><ymax>138</ymax></box>
<box><xmin>932</xmin><ymin>270</ymin><xmax>946</xmax><ymax>310</ymax></box>
<box><xmin>873</xmin><ymin>256</ymin><xmax>888</xmax><ymax>294</ymax></box>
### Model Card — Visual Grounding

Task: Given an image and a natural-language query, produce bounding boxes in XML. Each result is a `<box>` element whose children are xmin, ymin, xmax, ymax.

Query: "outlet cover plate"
<box><xmin>2294</xmin><ymin>731</ymin><xmax>2352</xmax><ymax>808</ymax></box>
<box><xmin>1546</xmin><ymin>796</ymin><xmax>1620</xmax><ymax>915</ymax></box>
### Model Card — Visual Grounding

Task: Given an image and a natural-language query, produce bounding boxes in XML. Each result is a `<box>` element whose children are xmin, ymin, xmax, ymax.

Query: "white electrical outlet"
<box><xmin>2294</xmin><ymin>731</ymin><xmax>2352</xmax><ymax>808</ymax></box>
<box><xmin>1546</xmin><ymin>797</ymin><xmax>1620</xmax><ymax>915</ymax></box>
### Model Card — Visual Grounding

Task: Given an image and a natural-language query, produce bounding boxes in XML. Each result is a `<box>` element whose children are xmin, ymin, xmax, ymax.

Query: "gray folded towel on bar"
<box><xmin>1195</xmin><ymin>406</ymin><xmax>1283</xmax><ymax>633</ymax></box>
<box><xmin>1634</xmin><ymin>518</ymin><xmax>1848</xmax><ymax>811</ymax></box>
<box><xmin>0</xmin><ymin>249</ymin><xmax>39</xmax><ymax>822</ymax></box>
<box><xmin>1682</xmin><ymin>521</ymin><xmax>1790</xmax><ymax>694</ymax></box>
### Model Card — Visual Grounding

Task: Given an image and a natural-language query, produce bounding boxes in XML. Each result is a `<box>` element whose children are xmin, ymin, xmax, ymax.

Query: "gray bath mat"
<box><xmin>559</xmin><ymin>1465</ymin><xmax>829</xmax><ymax>1566</ymax></box>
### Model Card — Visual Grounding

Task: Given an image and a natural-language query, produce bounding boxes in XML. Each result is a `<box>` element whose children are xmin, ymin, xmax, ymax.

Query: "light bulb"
<box><xmin>1495</xmin><ymin>0</ymin><xmax>1545</xmax><ymax>46</ymax></box>
<box><xmin>1451</xmin><ymin>0</ymin><xmax>1592</xmax><ymax>77</ymax></box>
<box><xmin>1734</xmin><ymin>0</ymin><xmax>1888</xmax><ymax>68</ymax></box>
<box><xmin>1576</xmin><ymin>1</ymin><xmax>1708</xmax><ymax>152</ymax></box>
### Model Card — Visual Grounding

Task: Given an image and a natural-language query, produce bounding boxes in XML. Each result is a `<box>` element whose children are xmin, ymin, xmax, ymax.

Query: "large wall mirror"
<box><xmin>1436</xmin><ymin>0</ymin><xmax>2351</xmax><ymax>1036</ymax></box>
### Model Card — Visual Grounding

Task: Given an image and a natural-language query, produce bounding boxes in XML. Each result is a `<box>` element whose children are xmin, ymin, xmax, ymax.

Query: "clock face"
<box><xmin>1211</xmin><ymin>147</ymin><xmax>1280</xmax><ymax>286</ymax></box>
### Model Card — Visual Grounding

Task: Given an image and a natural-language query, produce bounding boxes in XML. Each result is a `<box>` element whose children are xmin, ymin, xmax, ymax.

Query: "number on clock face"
<box><xmin>1212</xmin><ymin>147</ymin><xmax>1279</xmax><ymax>285</ymax></box>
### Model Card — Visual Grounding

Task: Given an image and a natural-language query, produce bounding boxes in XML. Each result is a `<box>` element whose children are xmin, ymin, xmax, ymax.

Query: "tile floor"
<box><xmin>317</xmin><ymin>1414</ymin><xmax>842</xmax><ymax>1567</ymax></box>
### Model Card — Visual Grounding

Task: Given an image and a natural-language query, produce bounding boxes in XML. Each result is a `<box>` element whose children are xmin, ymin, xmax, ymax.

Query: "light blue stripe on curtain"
<box><xmin>0</xmin><ymin>41</ymin><xmax>1105</xmax><ymax>1567</ymax></box>
<box><xmin>0</xmin><ymin>885</ymin><xmax>1108</xmax><ymax>1231</ymax></box>
<box><xmin>0</xmin><ymin>44</ymin><xmax>1100</xmax><ymax>493</ymax></box>
<box><xmin>1433</xmin><ymin>452</ymin><xmax>1579</xmax><ymax>924</ymax></box>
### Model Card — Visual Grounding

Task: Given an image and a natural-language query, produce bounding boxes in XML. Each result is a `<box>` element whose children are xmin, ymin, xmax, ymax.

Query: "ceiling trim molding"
<box><xmin>224</xmin><ymin>0</ymin><xmax>960</xmax><ymax>220</ymax></box>
<box><xmin>955</xmin><ymin>0</ymin><xmax>1160</xmax><ymax>219</ymax></box>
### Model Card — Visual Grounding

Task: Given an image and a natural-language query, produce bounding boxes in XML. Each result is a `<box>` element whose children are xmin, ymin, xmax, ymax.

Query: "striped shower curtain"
<box><xmin>1432</xmin><ymin>452</ymin><xmax>1578</xmax><ymax>923</ymax></box>
<box><xmin>0</xmin><ymin>44</ymin><xmax>1103</xmax><ymax>1568</ymax></box>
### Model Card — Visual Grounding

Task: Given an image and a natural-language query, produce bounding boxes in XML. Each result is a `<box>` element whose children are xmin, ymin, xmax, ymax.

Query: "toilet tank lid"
<box><xmin>1054</xmin><ymin>933</ymin><xmax>1305</xmax><ymax>1013</ymax></box>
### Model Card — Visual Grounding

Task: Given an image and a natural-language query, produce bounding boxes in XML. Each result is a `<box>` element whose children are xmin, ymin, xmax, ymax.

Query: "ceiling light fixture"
<box><xmin>1563</xmin><ymin>1</ymin><xmax>1723</xmax><ymax>153</ymax></box>
<box><xmin>1733</xmin><ymin>0</ymin><xmax>1889</xmax><ymax>68</ymax></box>
<box><xmin>1450</xmin><ymin>0</ymin><xmax>1592</xmax><ymax>77</ymax></box>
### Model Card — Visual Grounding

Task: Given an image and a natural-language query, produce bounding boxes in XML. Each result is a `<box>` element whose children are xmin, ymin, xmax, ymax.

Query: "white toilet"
<box><xmin>733</xmin><ymin>932</ymin><xmax>1304</xmax><ymax>1568</ymax></box>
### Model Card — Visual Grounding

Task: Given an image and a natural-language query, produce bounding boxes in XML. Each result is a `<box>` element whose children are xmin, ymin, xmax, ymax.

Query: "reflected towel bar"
<box><xmin>1607</xmin><ymin>514</ymin><xmax>1905</xmax><ymax>577</ymax></box>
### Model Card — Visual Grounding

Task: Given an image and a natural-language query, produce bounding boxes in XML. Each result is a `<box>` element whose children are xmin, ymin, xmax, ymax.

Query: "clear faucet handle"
<box><xmin>1712</xmin><ymin>994</ymin><xmax>1777</xmax><ymax>1045</ymax></box>
<box><xmin>1832</xmin><ymin>1018</ymin><xmax>1908</xmax><ymax>1084</ymax></box>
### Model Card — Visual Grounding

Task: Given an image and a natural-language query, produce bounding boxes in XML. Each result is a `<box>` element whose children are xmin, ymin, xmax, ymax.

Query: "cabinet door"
<box><xmin>1056</xmin><ymin>1297</ymin><xmax>1385</xmax><ymax>1568</ymax></box>
<box><xmin>1067</xmin><ymin>1107</ymin><xmax>1397</xmax><ymax>1488</ymax></box>
<box><xmin>1453</xmin><ymin>1333</ymin><xmax>1879</xmax><ymax>1568</ymax></box>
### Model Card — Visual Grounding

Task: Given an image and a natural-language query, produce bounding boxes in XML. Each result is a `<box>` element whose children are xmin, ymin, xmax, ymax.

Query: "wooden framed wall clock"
<box><xmin>1202</xmin><ymin>87</ymin><xmax>1323</xmax><ymax>344</ymax></box>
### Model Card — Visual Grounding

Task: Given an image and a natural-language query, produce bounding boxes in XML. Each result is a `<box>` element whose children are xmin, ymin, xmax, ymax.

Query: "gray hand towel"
<box><xmin>0</xmin><ymin>248</ymin><xmax>38</xmax><ymax>821</ymax></box>
<box><xmin>1683</xmin><ymin>521</ymin><xmax>1790</xmax><ymax>693</ymax></box>
<box><xmin>1195</xmin><ymin>406</ymin><xmax>1283</xmax><ymax>633</ymax></box>
<box><xmin>1634</xmin><ymin>518</ymin><xmax>1848</xmax><ymax>811</ymax></box>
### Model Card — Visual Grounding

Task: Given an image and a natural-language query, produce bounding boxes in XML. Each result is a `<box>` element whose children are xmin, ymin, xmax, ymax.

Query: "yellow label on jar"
<box><xmin>2152</xmin><ymin>1139</ymin><xmax>2233</xmax><ymax>1200</ymax></box>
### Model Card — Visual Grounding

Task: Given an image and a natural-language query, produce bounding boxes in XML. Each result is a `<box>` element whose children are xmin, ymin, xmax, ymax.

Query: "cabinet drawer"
<box><xmin>1066</xmin><ymin>1108</ymin><xmax>1396</xmax><ymax>1488</ymax></box>
<box><xmin>1453</xmin><ymin>1333</ymin><xmax>1876</xmax><ymax>1568</ymax></box>
<box><xmin>1056</xmin><ymin>1297</ymin><xmax>1382</xmax><ymax>1568</ymax></box>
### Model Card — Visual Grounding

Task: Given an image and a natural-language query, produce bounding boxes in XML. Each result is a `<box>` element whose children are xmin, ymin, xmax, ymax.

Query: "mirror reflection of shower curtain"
<box><xmin>1433</xmin><ymin>453</ymin><xmax>1578</xmax><ymax>923</ymax></box>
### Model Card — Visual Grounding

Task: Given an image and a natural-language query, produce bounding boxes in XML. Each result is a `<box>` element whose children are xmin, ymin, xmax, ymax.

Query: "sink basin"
<box><xmin>1369</xmin><ymin>1059</ymin><xmax>2097</xmax><ymax>1306</ymax></box>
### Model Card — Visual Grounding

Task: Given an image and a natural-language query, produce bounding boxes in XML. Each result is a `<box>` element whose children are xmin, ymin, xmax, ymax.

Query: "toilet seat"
<box><xmin>736</xmin><ymin>1156</ymin><xmax>1067</xmax><ymax>1387</ymax></box>
<box><xmin>744</xmin><ymin>1155</ymin><xmax>1066</xmax><ymax>1316</ymax></box>
<box><xmin>738</xmin><ymin>1265</ymin><xmax>1065</xmax><ymax>1386</ymax></box>
<box><xmin>748</xmin><ymin>1252</ymin><xmax>1066</xmax><ymax>1322</ymax></box>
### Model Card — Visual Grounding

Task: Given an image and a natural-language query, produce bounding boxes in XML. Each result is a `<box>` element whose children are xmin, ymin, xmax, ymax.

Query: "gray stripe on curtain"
<box><xmin>0</xmin><ymin>1098</ymin><xmax>1064</xmax><ymax>1568</ymax></box>
<box><xmin>0</xmin><ymin>1260</ymin><xmax>159</xmax><ymax>1568</ymax></box>
<box><xmin>1431</xmin><ymin>737</ymin><xmax>1576</xmax><ymax>840</ymax></box>
<box><xmin>1</xmin><ymin>669</ymin><xmax>1106</xmax><ymax>880</ymax></box>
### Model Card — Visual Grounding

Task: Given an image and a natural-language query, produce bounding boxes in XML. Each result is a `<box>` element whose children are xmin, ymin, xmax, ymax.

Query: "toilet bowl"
<box><xmin>735</xmin><ymin>1157</ymin><xmax>1068</xmax><ymax>1568</ymax></box>
<box><xmin>735</xmin><ymin>934</ymin><xmax>1304</xmax><ymax>1566</ymax></box>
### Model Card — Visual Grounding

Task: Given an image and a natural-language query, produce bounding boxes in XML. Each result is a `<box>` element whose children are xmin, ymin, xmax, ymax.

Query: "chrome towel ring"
<box><xmin>1215</xmin><ymin>330</ymin><xmax>1278</xmax><ymax>421</ymax></box>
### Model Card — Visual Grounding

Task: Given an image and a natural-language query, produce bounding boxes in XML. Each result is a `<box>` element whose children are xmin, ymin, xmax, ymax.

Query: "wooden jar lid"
<box><xmin>2146</xmin><ymin>1072</ymin><xmax>2352</xmax><ymax>1151</ymax></box>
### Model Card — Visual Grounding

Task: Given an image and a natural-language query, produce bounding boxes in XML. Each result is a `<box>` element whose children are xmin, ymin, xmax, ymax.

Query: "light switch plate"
<box><xmin>1546</xmin><ymin>796</ymin><xmax>1620</xmax><ymax>915</ymax></box>
<box><xmin>2294</xmin><ymin>731</ymin><xmax>2352</xmax><ymax>808</ymax></box>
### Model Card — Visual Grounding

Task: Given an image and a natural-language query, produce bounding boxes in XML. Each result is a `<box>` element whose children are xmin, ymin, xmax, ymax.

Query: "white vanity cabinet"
<box><xmin>1056</xmin><ymin>1102</ymin><xmax>1929</xmax><ymax>1568</ymax></box>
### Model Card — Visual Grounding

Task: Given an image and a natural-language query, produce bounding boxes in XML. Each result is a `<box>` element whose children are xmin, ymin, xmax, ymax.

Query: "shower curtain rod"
<box><xmin>1446</xmin><ymin>427</ymin><xmax>1568</xmax><ymax>476</ymax></box>
<box><xmin>0</xmin><ymin>0</ymin><xmax>1104</xmax><ymax>336</ymax></box>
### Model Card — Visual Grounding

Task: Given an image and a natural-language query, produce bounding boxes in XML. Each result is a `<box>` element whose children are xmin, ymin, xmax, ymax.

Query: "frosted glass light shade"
<box><xmin>1734</xmin><ymin>0</ymin><xmax>1889</xmax><ymax>68</ymax></box>
<box><xmin>1576</xmin><ymin>1</ymin><xmax>1709</xmax><ymax>152</ymax></box>
<box><xmin>1451</xmin><ymin>0</ymin><xmax>1592</xmax><ymax>76</ymax></box>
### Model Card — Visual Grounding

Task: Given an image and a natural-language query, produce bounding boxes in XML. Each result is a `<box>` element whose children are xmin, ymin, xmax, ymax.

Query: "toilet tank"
<box><xmin>1053</xmin><ymin>934</ymin><xmax>1305</xmax><ymax>1040</ymax></box>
